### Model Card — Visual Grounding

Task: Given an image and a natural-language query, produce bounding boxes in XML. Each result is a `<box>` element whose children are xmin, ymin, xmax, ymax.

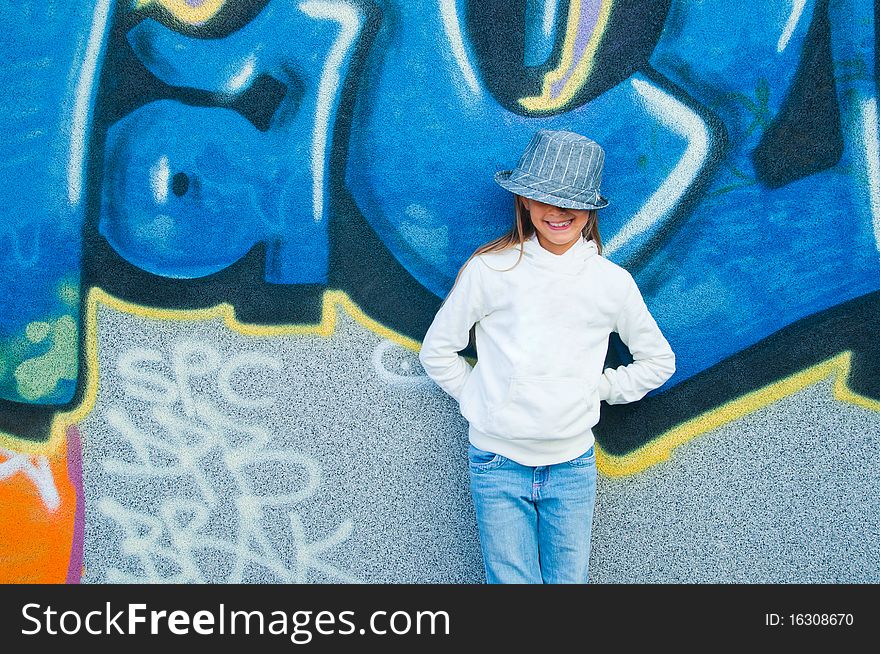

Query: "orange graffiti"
<box><xmin>0</xmin><ymin>434</ymin><xmax>78</xmax><ymax>583</ymax></box>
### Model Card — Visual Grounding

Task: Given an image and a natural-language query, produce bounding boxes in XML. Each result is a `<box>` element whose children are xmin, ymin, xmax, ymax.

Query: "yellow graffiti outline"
<box><xmin>598</xmin><ymin>351</ymin><xmax>880</xmax><ymax>477</ymax></box>
<box><xmin>135</xmin><ymin>0</ymin><xmax>226</xmax><ymax>26</ymax></box>
<box><xmin>0</xmin><ymin>286</ymin><xmax>428</xmax><ymax>456</ymax></box>
<box><xmin>0</xmin><ymin>288</ymin><xmax>877</xmax><ymax>478</ymax></box>
<box><xmin>518</xmin><ymin>0</ymin><xmax>613</xmax><ymax>112</ymax></box>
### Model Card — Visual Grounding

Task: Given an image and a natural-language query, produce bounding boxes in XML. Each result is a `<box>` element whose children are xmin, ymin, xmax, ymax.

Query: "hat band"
<box><xmin>509</xmin><ymin>168</ymin><xmax>603</xmax><ymax>202</ymax></box>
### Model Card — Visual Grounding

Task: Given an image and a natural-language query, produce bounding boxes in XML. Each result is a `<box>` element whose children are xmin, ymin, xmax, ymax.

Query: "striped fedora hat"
<box><xmin>494</xmin><ymin>129</ymin><xmax>609</xmax><ymax>210</ymax></box>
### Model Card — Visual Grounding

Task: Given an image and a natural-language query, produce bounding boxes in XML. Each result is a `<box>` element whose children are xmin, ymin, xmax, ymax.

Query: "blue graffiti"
<box><xmin>645</xmin><ymin>0</ymin><xmax>880</xmax><ymax>380</ymax></box>
<box><xmin>346</xmin><ymin>0</ymin><xmax>879</xmax><ymax>388</ymax></box>
<box><xmin>3</xmin><ymin>0</ymin><xmax>878</xmax><ymax>412</ymax></box>
<box><xmin>0</xmin><ymin>0</ymin><xmax>115</xmax><ymax>404</ymax></box>
<box><xmin>346</xmin><ymin>1</ymin><xmax>707</xmax><ymax>296</ymax></box>
<box><xmin>524</xmin><ymin>0</ymin><xmax>562</xmax><ymax>68</ymax></box>
<box><xmin>100</xmin><ymin>0</ymin><xmax>365</xmax><ymax>283</ymax></box>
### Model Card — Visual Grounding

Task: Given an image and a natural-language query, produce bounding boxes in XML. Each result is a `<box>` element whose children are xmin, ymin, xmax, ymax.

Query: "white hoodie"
<box><xmin>418</xmin><ymin>231</ymin><xmax>676</xmax><ymax>466</ymax></box>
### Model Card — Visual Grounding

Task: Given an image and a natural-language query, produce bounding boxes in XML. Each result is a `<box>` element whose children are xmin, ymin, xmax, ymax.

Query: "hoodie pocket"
<box><xmin>490</xmin><ymin>375</ymin><xmax>596</xmax><ymax>439</ymax></box>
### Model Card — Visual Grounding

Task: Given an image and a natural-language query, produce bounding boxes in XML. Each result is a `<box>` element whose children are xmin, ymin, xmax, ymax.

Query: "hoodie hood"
<box><xmin>521</xmin><ymin>231</ymin><xmax>598</xmax><ymax>275</ymax></box>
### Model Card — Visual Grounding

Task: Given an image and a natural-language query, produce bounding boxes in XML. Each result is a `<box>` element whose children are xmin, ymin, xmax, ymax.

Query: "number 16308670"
<box><xmin>765</xmin><ymin>613</ymin><xmax>854</xmax><ymax>627</ymax></box>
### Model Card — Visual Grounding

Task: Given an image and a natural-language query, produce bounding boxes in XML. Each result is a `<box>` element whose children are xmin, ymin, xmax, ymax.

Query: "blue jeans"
<box><xmin>468</xmin><ymin>442</ymin><xmax>597</xmax><ymax>584</ymax></box>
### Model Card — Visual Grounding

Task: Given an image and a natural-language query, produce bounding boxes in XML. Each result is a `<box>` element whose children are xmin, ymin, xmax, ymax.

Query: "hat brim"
<box><xmin>494</xmin><ymin>170</ymin><xmax>609</xmax><ymax>210</ymax></box>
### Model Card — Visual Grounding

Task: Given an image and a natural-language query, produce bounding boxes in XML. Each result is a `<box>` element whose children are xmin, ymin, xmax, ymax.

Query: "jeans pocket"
<box><xmin>566</xmin><ymin>445</ymin><xmax>596</xmax><ymax>467</ymax></box>
<box><xmin>467</xmin><ymin>443</ymin><xmax>506</xmax><ymax>472</ymax></box>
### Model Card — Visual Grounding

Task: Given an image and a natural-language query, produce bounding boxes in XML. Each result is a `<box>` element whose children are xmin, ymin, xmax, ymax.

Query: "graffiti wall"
<box><xmin>1</xmin><ymin>0</ymin><xmax>878</xmax><ymax>582</ymax></box>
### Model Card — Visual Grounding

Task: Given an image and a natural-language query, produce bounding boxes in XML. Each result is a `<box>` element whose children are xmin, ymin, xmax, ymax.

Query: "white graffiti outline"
<box><xmin>98</xmin><ymin>390</ymin><xmax>359</xmax><ymax>583</ymax></box>
<box><xmin>298</xmin><ymin>0</ymin><xmax>363</xmax><ymax>223</ymax></box>
<box><xmin>0</xmin><ymin>447</ymin><xmax>61</xmax><ymax>511</ymax></box>
<box><xmin>439</xmin><ymin>0</ymin><xmax>482</xmax><ymax>97</ymax></box>
<box><xmin>540</xmin><ymin>0</ymin><xmax>558</xmax><ymax>39</ymax></box>
<box><xmin>69</xmin><ymin>0</ymin><xmax>113</xmax><ymax>206</ymax></box>
<box><xmin>777</xmin><ymin>0</ymin><xmax>807</xmax><ymax>53</ymax></box>
<box><xmin>860</xmin><ymin>97</ymin><xmax>880</xmax><ymax>251</ymax></box>
<box><xmin>372</xmin><ymin>339</ymin><xmax>433</xmax><ymax>387</ymax></box>
<box><xmin>603</xmin><ymin>77</ymin><xmax>709</xmax><ymax>256</ymax></box>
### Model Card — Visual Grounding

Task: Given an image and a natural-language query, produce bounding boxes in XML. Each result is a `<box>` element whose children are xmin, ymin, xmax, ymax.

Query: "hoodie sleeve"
<box><xmin>418</xmin><ymin>257</ymin><xmax>488</xmax><ymax>402</ymax></box>
<box><xmin>597</xmin><ymin>274</ymin><xmax>676</xmax><ymax>405</ymax></box>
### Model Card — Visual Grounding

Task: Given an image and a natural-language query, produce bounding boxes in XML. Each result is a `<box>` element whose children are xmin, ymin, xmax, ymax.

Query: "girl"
<box><xmin>418</xmin><ymin>129</ymin><xmax>676</xmax><ymax>584</ymax></box>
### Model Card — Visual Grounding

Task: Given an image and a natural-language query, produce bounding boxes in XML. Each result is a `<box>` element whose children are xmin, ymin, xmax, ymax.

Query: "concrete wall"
<box><xmin>1</xmin><ymin>0</ymin><xmax>878</xmax><ymax>582</ymax></box>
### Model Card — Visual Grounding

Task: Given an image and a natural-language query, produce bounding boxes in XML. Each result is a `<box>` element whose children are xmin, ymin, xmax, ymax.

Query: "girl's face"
<box><xmin>521</xmin><ymin>197</ymin><xmax>591</xmax><ymax>254</ymax></box>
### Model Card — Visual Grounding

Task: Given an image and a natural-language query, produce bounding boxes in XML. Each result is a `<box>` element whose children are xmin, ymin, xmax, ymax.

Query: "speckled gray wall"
<box><xmin>73</xmin><ymin>295</ymin><xmax>880</xmax><ymax>583</ymax></box>
<box><xmin>78</xmin><ymin>296</ymin><xmax>481</xmax><ymax>582</ymax></box>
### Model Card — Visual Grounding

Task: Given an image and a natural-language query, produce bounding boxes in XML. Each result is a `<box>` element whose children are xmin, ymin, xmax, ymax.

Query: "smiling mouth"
<box><xmin>545</xmin><ymin>219</ymin><xmax>573</xmax><ymax>230</ymax></box>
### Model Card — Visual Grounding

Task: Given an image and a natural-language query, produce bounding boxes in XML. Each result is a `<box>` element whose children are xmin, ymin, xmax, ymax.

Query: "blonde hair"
<box><xmin>447</xmin><ymin>194</ymin><xmax>602</xmax><ymax>291</ymax></box>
